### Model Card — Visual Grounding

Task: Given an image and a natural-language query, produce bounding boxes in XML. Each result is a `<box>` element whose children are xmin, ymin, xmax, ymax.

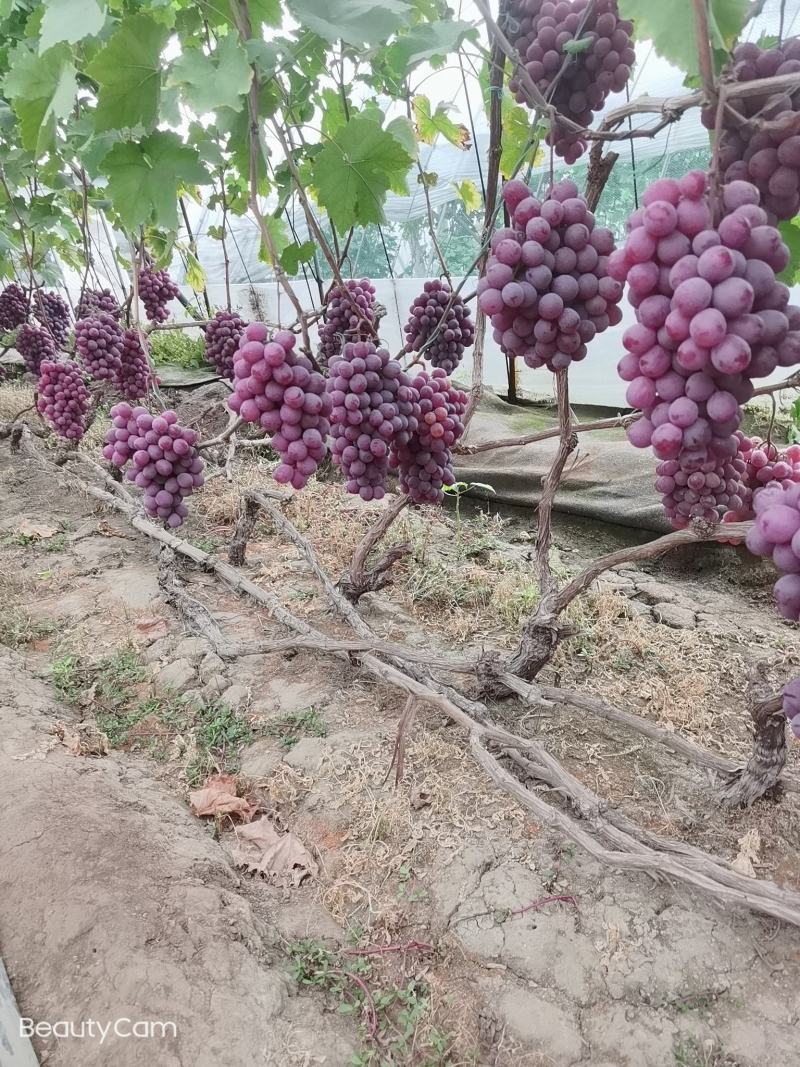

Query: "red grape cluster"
<box><xmin>736</xmin><ymin>433</ymin><xmax>800</xmax><ymax>492</ymax></box>
<box><xmin>327</xmin><ymin>341</ymin><xmax>419</xmax><ymax>501</ymax></box>
<box><xmin>228</xmin><ymin>323</ymin><xmax>331</xmax><ymax>490</ymax></box>
<box><xmin>103</xmin><ymin>404</ymin><xmax>204</xmax><ymax>528</ymax></box>
<box><xmin>139</xmin><ymin>267</ymin><xmax>179</xmax><ymax>323</ymax></box>
<box><xmin>782</xmin><ymin>679</ymin><xmax>800</xmax><ymax>740</ymax></box>
<box><xmin>403</xmin><ymin>280</ymin><xmax>475</xmax><ymax>374</ymax></box>
<box><xmin>505</xmin><ymin>0</ymin><xmax>634</xmax><ymax>163</ymax></box>
<box><xmin>655</xmin><ymin>452</ymin><xmax>748</xmax><ymax>528</ymax></box>
<box><xmin>478</xmin><ymin>177</ymin><xmax>621</xmax><ymax>370</ymax></box>
<box><xmin>318</xmin><ymin>279</ymin><xmax>376</xmax><ymax>362</ymax></box>
<box><xmin>33</xmin><ymin>290</ymin><xmax>70</xmax><ymax>347</ymax></box>
<box><xmin>743</xmin><ymin>482</ymin><xmax>800</xmax><ymax>618</ymax></box>
<box><xmin>0</xmin><ymin>283</ymin><xmax>28</xmax><ymax>331</ymax></box>
<box><xmin>36</xmin><ymin>360</ymin><xmax>91</xmax><ymax>440</ymax></box>
<box><xmin>77</xmin><ymin>287</ymin><xmax>121</xmax><ymax>321</ymax></box>
<box><xmin>75</xmin><ymin>313</ymin><xmax>124</xmax><ymax>382</ymax></box>
<box><xmin>389</xmin><ymin>368</ymin><xmax>467</xmax><ymax>504</ymax></box>
<box><xmin>17</xmin><ymin>324</ymin><xmax>56</xmax><ymax>375</ymax></box>
<box><xmin>612</xmin><ymin>174</ymin><xmax>800</xmax><ymax>527</ymax></box>
<box><xmin>702</xmin><ymin>38</ymin><xmax>800</xmax><ymax>223</ymax></box>
<box><xmin>116</xmin><ymin>329</ymin><xmax>154</xmax><ymax>401</ymax></box>
<box><xmin>204</xmin><ymin>309</ymin><xmax>246</xmax><ymax>379</ymax></box>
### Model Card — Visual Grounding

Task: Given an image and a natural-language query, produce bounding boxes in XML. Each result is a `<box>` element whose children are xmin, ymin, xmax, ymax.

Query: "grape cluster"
<box><xmin>327</xmin><ymin>341</ymin><xmax>419</xmax><ymax>500</ymax></box>
<box><xmin>204</xmin><ymin>310</ymin><xmax>246</xmax><ymax>379</ymax></box>
<box><xmin>0</xmin><ymin>283</ymin><xmax>28</xmax><ymax>331</ymax></box>
<box><xmin>115</xmin><ymin>329</ymin><xmax>154</xmax><ymax>401</ymax></box>
<box><xmin>318</xmin><ymin>279</ymin><xmax>376</xmax><ymax>362</ymax></box>
<box><xmin>75</xmin><ymin>313</ymin><xmax>124</xmax><ymax>382</ymax></box>
<box><xmin>77</xmin><ymin>287</ymin><xmax>121</xmax><ymax>321</ymax></box>
<box><xmin>36</xmin><ymin>360</ymin><xmax>91</xmax><ymax>440</ymax></box>
<box><xmin>737</xmin><ymin>433</ymin><xmax>800</xmax><ymax>493</ymax></box>
<box><xmin>33</xmin><ymin>290</ymin><xmax>70</xmax><ymax>347</ymax></box>
<box><xmin>655</xmin><ymin>452</ymin><xmax>748</xmax><ymax>528</ymax></box>
<box><xmin>703</xmin><ymin>38</ymin><xmax>800</xmax><ymax>223</ymax></box>
<box><xmin>16</xmin><ymin>324</ymin><xmax>56</xmax><ymax>375</ymax></box>
<box><xmin>743</xmin><ymin>482</ymin><xmax>800</xmax><ymax>618</ymax></box>
<box><xmin>506</xmin><ymin>0</ymin><xmax>634</xmax><ymax>163</ymax></box>
<box><xmin>389</xmin><ymin>368</ymin><xmax>467</xmax><ymax>504</ymax></box>
<box><xmin>403</xmin><ymin>280</ymin><xmax>475</xmax><ymax>374</ymax></box>
<box><xmin>478</xmin><ymin>177</ymin><xmax>621</xmax><ymax>370</ymax></box>
<box><xmin>139</xmin><ymin>267</ymin><xmax>179</xmax><ymax>323</ymax></box>
<box><xmin>228</xmin><ymin>324</ymin><xmax>331</xmax><ymax>490</ymax></box>
<box><xmin>612</xmin><ymin>174</ymin><xmax>800</xmax><ymax>527</ymax></box>
<box><xmin>102</xmin><ymin>404</ymin><xmax>204</xmax><ymax>528</ymax></box>
<box><xmin>782</xmin><ymin>679</ymin><xmax>800</xmax><ymax>740</ymax></box>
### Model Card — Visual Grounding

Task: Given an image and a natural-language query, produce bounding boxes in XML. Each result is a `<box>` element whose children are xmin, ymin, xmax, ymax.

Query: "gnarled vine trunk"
<box><xmin>721</xmin><ymin>670</ymin><xmax>786</xmax><ymax>807</ymax></box>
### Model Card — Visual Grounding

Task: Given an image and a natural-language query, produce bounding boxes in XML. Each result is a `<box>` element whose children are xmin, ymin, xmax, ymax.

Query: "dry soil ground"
<box><xmin>2</xmin><ymin>383</ymin><xmax>800</xmax><ymax>1067</ymax></box>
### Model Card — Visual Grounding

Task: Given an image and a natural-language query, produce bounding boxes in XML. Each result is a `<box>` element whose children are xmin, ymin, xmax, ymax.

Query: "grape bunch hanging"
<box><xmin>403</xmin><ymin>280</ymin><xmax>475</xmax><ymax>374</ymax></box>
<box><xmin>16</xmin><ymin>324</ymin><xmax>56</xmax><ymax>375</ymax></box>
<box><xmin>103</xmin><ymin>404</ymin><xmax>204</xmax><ymax>529</ymax></box>
<box><xmin>478</xmin><ymin>177</ymin><xmax>621</xmax><ymax>371</ymax></box>
<box><xmin>318</xmin><ymin>279</ymin><xmax>376</xmax><ymax>362</ymax></box>
<box><xmin>327</xmin><ymin>341</ymin><xmax>420</xmax><ymax>501</ymax></box>
<box><xmin>505</xmin><ymin>0</ymin><xmax>635</xmax><ymax>163</ymax></box>
<box><xmin>612</xmin><ymin>174</ymin><xmax>800</xmax><ymax>528</ymax></box>
<box><xmin>0</xmin><ymin>283</ymin><xmax>28</xmax><ymax>331</ymax></box>
<box><xmin>33</xmin><ymin>290</ymin><xmax>70</xmax><ymax>347</ymax></box>
<box><xmin>204</xmin><ymin>310</ymin><xmax>246</xmax><ymax>380</ymax></box>
<box><xmin>228</xmin><ymin>324</ymin><xmax>331</xmax><ymax>490</ymax></box>
<box><xmin>703</xmin><ymin>37</ymin><xmax>800</xmax><ymax>223</ymax></box>
<box><xmin>36</xmin><ymin>360</ymin><xmax>91</xmax><ymax>441</ymax></box>
<box><xmin>139</xmin><ymin>267</ymin><xmax>179</xmax><ymax>323</ymax></box>
<box><xmin>77</xmin><ymin>288</ymin><xmax>121</xmax><ymax>321</ymax></box>
<box><xmin>75</xmin><ymin>313</ymin><xmax>124</xmax><ymax>382</ymax></box>
<box><xmin>116</xmin><ymin>329</ymin><xmax>155</xmax><ymax>401</ymax></box>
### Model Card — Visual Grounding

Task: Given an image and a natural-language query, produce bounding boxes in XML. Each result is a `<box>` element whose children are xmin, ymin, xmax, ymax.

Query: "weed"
<box><xmin>0</xmin><ymin>609</ymin><xmax>55</xmax><ymax>649</ymax></box>
<box><xmin>185</xmin><ymin>701</ymin><xmax>255</xmax><ymax>785</ymax></box>
<box><xmin>51</xmin><ymin>654</ymin><xmax>88</xmax><ymax>701</ymax></box>
<box><xmin>149</xmin><ymin>330</ymin><xmax>205</xmax><ymax>369</ymax></box>
<box><xmin>5</xmin><ymin>529</ymin><xmax>66</xmax><ymax>551</ymax></box>
<box><xmin>266</xmin><ymin>706</ymin><xmax>326</xmax><ymax>750</ymax></box>
<box><xmin>673</xmin><ymin>1037</ymin><xmax>740</xmax><ymax>1067</ymax></box>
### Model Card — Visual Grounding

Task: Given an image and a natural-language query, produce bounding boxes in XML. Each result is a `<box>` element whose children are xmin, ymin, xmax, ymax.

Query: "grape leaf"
<box><xmin>3</xmin><ymin>43</ymin><xmax>77</xmax><ymax>154</ymax></box>
<box><xmin>169</xmin><ymin>35</ymin><xmax>253</xmax><ymax>114</ymax></box>
<box><xmin>280</xmin><ymin>240</ymin><xmax>316</xmax><ymax>275</ymax></box>
<box><xmin>100</xmin><ymin>131</ymin><xmax>207</xmax><ymax>232</ymax></box>
<box><xmin>778</xmin><ymin>217</ymin><xmax>800</xmax><ymax>285</ymax></box>
<box><xmin>383</xmin><ymin>19</ymin><xmax>475</xmax><ymax>78</ymax></box>
<box><xmin>39</xmin><ymin>0</ymin><xmax>106</xmax><ymax>52</ymax></box>
<box><xmin>258</xmin><ymin>215</ymin><xmax>289</xmax><ymax>265</ymax></box>
<box><xmin>285</xmin><ymin>0</ymin><xmax>414</xmax><ymax>46</ymax></box>
<box><xmin>86</xmin><ymin>14</ymin><xmax>169</xmax><ymax>132</ymax></box>
<box><xmin>501</xmin><ymin>98</ymin><xmax>541</xmax><ymax>179</ymax></box>
<box><xmin>618</xmin><ymin>0</ymin><xmax>749</xmax><ymax>78</ymax></box>
<box><xmin>320</xmin><ymin>87</ymin><xmax>348</xmax><ymax>138</ymax></box>
<box><xmin>562</xmin><ymin>35</ymin><xmax>592</xmax><ymax>55</ymax></box>
<box><xmin>184</xmin><ymin>249</ymin><xmax>207</xmax><ymax>293</ymax></box>
<box><xmin>413</xmin><ymin>95</ymin><xmax>471</xmax><ymax>149</ymax></box>
<box><xmin>451</xmin><ymin>178</ymin><xmax>481</xmax><ymax>214</ymax></box>
<box><xmin>249</xmin><ymin>0</ymin><xmax>282</xmax><ymax>28</ymax></box>
<box><xmin>385</xmin><ymin>115</ymin><xmax>417</xmax><ymax>163</ymax></box>
<box><xmin>310</xmin><ymin>111</ymin><xmax>413</xmax><ymax>230</ymax></box>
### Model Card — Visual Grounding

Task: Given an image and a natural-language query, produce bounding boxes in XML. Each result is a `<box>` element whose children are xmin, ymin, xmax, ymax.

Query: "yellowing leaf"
<box><xmin>413</xmin><ymin>95</ymin><xmax>471</xmax><ymax>149</ymax></box>
<box><xmin>184</xmin><ymin>251</ymin><xmax>206</xmax><ymax>293</ymax></box>
<box><xmin>451</xmin><ymin>178</ymin><xmax>481</xmax><ymax>214</ymax></box>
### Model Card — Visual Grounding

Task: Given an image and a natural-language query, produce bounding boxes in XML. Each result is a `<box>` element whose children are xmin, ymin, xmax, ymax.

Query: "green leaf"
<box><xmin>184</xmin><ymin>250</ymin><xmax>206</xmax><ymax>293</ymax></box>
<box><xmin>100</xmin><ymin>131</ymin><xmax>207</xmax><ymax>232</ymax></box>
<box><xmin>3</xmin><ymin>43</ymin><xmax>77</xmax><ymax>154</ymax></box>
<box><xmin>501</xmin><ymin>99</ymin><xmax>541</xmax><ymax>179</ymax></box>
<box><xmin>246</xmin><ymin>38</ymin><xmax>281</xmax><ymax>79</ymax></box>
<box><xmin>169</xmin><ymin>34</ymin><xmax>253</xmax><ymax>114</ymax></box>
<box><xmin>258</xmin><ymin>215</ymin><xmax>289</xmax><ymax>265</ymax></box>
<box><xmin>86</xmin><ymin>14</ymin><xmax>169</xmax><ymax>132</ymax></box>
<box><xmin>417</xmin><ymin>170</ymin><xmax>438</xmax><ymax>186</ymax></box>
<box><xmin>385</xmin><ymin>115</ymin><xmax>417</xmax><ymax>159</ymax></box>
<box><xmin>280</xmin><ymin>240</ymin><xmax>316</xmax><ymax>274</ymax></box>
<box><xmin>618</xmin><ymin>0</ymin><xmax>749</xmax><ymax>78</ymax></box>
<box><xmin>310</xmin><ymin>110</ymin><xmax>413</xmax><ymax>231</ymax></box>
<box><xmin>413</xmin><ymin>95</ymin><xmax>470</xmax><ymax>149</ymax></box>
<box><xmin>320</xmin><ymin>87</ymin><xmax>349</xmax><ymax>139</ymax></box>
<box><xmin>39</xmin><ymin>0</ymin><xmax>106</xmax><ymax>51</ymax></box>
<box><xmin>384</xmin><ymin>19</ymin><xmax>475</xmax><ymax>77</ymax></box>
<box><xmin>562</xmin><ymin>35</ymin><xmax>592</xmax><ymax>55</ymax></box>
<box><xmin>451</xmin><ymin>178</ymin><xmax>481</xmax><ymax>213</ymax></box>
<box><xmin>778</xmin><ymin>217</ymin><xmax>800</xmax><ymax>285</ymax></box>
<box><xmin>286</xmin><ymin>0</ymin><xmax>414</xmax><ymax>46</ymax></box>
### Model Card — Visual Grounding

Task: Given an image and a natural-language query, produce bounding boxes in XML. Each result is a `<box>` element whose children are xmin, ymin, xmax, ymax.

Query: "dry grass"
<box><xmin>0</xmin><ymin>381</ymin><xmax>34</xmax><ymax>421</ymax></box>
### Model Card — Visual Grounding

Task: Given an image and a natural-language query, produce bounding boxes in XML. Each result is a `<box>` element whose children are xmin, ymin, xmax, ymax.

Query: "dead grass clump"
<box><xmin>0</xmin><ymin>380</ymin><xmax>34</xmax><ymax>421</ymax></box>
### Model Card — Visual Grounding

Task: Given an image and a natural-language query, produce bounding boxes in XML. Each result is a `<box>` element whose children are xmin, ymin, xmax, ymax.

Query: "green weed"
<box><xmin>265</xmin><ymin>706</ymin><xmax>326</xmax><ymax>750</ymax></box>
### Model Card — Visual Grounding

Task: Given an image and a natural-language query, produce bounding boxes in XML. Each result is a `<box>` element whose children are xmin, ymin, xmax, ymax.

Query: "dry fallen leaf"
<box><xmin>134</xmin><ymin>615</ymin><xmax>169</xmax><ymax>640</ymax></box>
<box><xmin>231</xmin><ymin>815</ymin><xmax>318</xmax><ymax>887</ymax></box>
<box><xmin>189</xmin><ymin>773</ymin><xmax>256</xmax><ymax>821</ymax></box>
<box><xmin>17</xmin><ymin>519</ymin><xmax>58</xmax><ymax>540</ymax></box>
<box><xmin>53</xmin><ymin>720</ymin><xmax>109</xmax><ymax>757</ymax></box>
<box><xmin>731</xmin><ymin>828</ymin><xmax>762</xmax><ymax>878</ymax></box>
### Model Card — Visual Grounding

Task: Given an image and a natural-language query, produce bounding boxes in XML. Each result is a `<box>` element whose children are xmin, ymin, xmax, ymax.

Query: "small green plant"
<box><xmin>266</xmin><ymin>706</ymin><xmax>326</xmax><ymax>749</ymax></box>
<box><xmin>185</xmin><ymin>701</ymin><xmax>256</xmax><ymax>785</ymax></box>
<box><xmin>149</xmin><ymin>329</ymin><xmax>206</xmax><ymax>369</ymax></box>
<box><xmin>51</xmin><ymin>653</ymin><xmax>88</xmax><ymax>701</ymax></box>
<box><xmin>790</xmin><ymin>396</ymin><xmax>800</xmax><ymax>444</ymax></box>
<box><xmin>442</xmin><ymin>480</ymin><xmax>495</xmax><ymax>554</ymax></box>
<box><xmin>0</xmin><ymin>610</ymin><xmax>55</xmax><ymax>649</ymax></box>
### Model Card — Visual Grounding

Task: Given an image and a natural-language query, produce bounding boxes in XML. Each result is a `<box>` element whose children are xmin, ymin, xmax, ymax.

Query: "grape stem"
<box><xmin>341</xmin><ymin>493</ymin><xmax>411</xmax><ymax>602</ymax></box>
<box><xmin>10</xmin><ymin>422</ymin><xmax>800</xmax><ymax>925</ymax></box>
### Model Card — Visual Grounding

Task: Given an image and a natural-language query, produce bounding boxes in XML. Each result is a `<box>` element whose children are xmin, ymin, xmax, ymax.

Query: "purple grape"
<box><xmin>36</xmin><ymin>359</ymin><xmax>91</xmax><ymax>440</ymax></box>
<box><xmin>75</xmin><ymin>313</ymin><xmax>124</xmax><ymax>382</ymax></box>
<box><xmin>16</xmin><ymin>323</ymin><xmax>55</xmax><ymax>375</ymax></box>
<box><xmin>0</xmin><ymin>283</ymin><xmax>29</xmax><ymax>331</ymax></box>
<box><xmin>318</xmin><ymin>279</ymin><xmax>376</xmax><ymax>362</ymax></box>
<box><xmin>33</xmin><ymin>290</ymin><xmax>70</xmax><ymax>346</ymax></box>
<box><xmin>204</xmin><ymin>309</ymin><xmax>247</xmax><ymax>379</ymax></box>
<box><xmin>115</xmin><ymin>329</ymin><xmax>156</xmax><ymax>401</ymax></box>
<box><xmin>403</xmin><ymin>280</ymin><xmax>475</xmax><ymax>374</ymax></box>
<box><xmin>77</xmin><ymin>288</ymin><xmax>121</xmax><ymax>321</ymax></box>
<box><xmin>139</xmin><ymin>267</ymin><xmax>179</xmax><ymax>323</ymax></box>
